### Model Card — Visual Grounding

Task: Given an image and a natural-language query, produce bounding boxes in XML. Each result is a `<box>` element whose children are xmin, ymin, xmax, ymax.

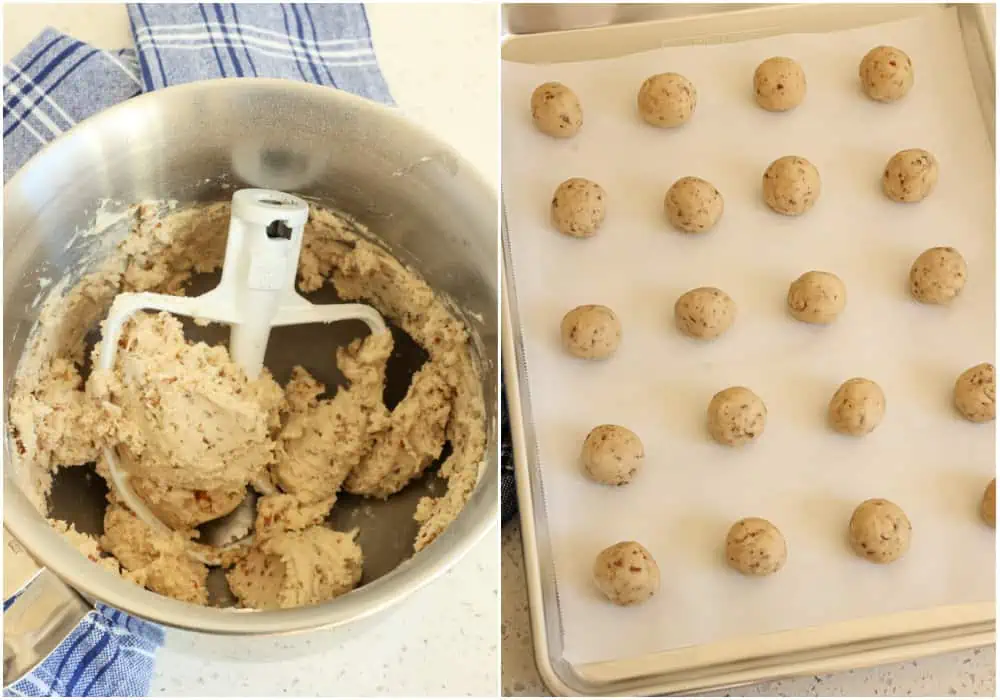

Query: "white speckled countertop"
<box><xmin>3</xmin><ymin>3</ymin><xmax>499</xmax><ymax>696</ymax></box>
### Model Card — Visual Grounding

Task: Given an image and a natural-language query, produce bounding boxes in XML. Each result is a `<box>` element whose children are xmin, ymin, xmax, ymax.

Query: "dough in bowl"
<box><xmin>849</xmin><ymin>498</ymin><xmax>911</xmax><ymax>563</ymax></box>
<box><xmin>707</xmin><ymin>387</ymin><xmax>766</xmax><ymax>447</ymax></box>
<box><xmin>786</xmin><ymin>271</ymin><xmax>846</xmax><ymax>325</ymax></box>
<box><xmin>883</xmin><ymin>148</ymin><xmax>938</xmax><ymax>203</ymax></box>
<box><xmin>530</xmin><ymin>81</ymin><xmax>583</xmax><ymax>138</ymax></box>
<box><xmin>551</xmin><ymin>178</ymin><xmax>606</xmax><ymax>238</ymax></box>
<box><xmin>561</xmin><ymin>304</ymin><xmax>621</xmax><ymax>359</ymax></box>
<box><xmin>859</xmin><ymin>45</ymin><xmax>914</xmax><ymax>102</ymax></box>
<box><xmin>581</xmin><ymin>424</ymin><xmax>644</xmax><ymax>486</ymax></box>
<box><xmin>829</xmin><ymin>378</ymin><xmax>885</xmax><ymax>436</ymax></box>
<box><xmin>909</xmin><ymin>246</ymin><xmax>967</xmax><ymax>305</ymax></box>
<box><xmin>753</xmin><ymin>57</ymin><xmax>806</xmax><ymax>112</ymax></box>
<box><xmin>954</xmin><ymin>362</ymin><xmax>995</xmax><ymax>423</ymax></box>
<box><xmin>637</xmin><ymin>72</ymin><xmax>696</xmax><ymax>127</ymax></box>
<box><xmin>725</xmin><ymin>517</ymin><xmax>787</xmax><ymax>576</ymax></box>
<box><xmin>664</xmin><ymin>176</ymin><xmax>724</xmax><ymax>233</ymax></box>
<box><xmin>593</xmin><ymin>541</ymin><xmax>660</xmax><ymax>606</ymax></box>
<box><xmin>762</xmin><ymin>156</ymin><xmax>820</xmax><ymax>215</ymax></box>
<box><xmin>674</xmin><ymin>287</ymin><xmax>736</xmax><ymax>340</ymax></box>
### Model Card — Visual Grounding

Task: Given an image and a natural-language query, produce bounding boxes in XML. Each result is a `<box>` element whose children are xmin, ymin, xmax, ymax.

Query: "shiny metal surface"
<box><xmin>502</xmin><ymin>3</ymin><xmax>767</xmax><ymax>35</ymax></box>
<box><xmin>3</xmin><ymin>79</ymin><xmax>497</xmax><ymax>639</ymax></box>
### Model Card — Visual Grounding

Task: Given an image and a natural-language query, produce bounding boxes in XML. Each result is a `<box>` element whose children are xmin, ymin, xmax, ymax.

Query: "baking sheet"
<box><xmin>502</xmin><ymin>7</ymin><xmax>995</xmax><ymax>666</ymax></box>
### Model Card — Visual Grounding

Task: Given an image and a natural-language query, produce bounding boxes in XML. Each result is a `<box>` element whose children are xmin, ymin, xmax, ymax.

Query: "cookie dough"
<box><xmin>883</xmin><ymin>149</ymin><xmax>938</xmax><ymax>203</ymax></box>
<box><xmin>707</xmin><ymin>387</ymin><xmax>766</xmax><ymax>447</ymax></box>
<box><xmin>787</xmin><ymin>271</ymin><xmax>846</xmax><ymax>325</ymax></box>
<box><xmin>982</xmin><ymin>479</ymin><xmax>996</xmax><ymax>528</ymax></box>
<box><xmin>849</xmin><ymin>498</ymin><xmax>911</xmax><ymax>563</ymax></box>
<box><xmin>581</xmin><ymin>425</ymin><xmax>644</xmax><ymax>486</ymax></box>
<box><xmin>561</xmin><ymin>305</ymin><xmax>622</xmax><ymax>360</ymax></box>
<box><xmin>637</xmin><ymin>73</ymin><xmax>696</xmax><ymax>128</ymax></box>
<box><xmin>859</xmin><ymin>46</ymin><xmax>913</xmax><ymax>102</ymax></box>
<box><xmin>753</xmin><ymin>57</ymin><xmax>806</xmax><ymax>112</ymax></box>
<box><xmin>829</xmin><ymin>378</ymin><xmax>885</xmax><ymax>436</ymax></box>
<box><xmin>909</xmin><ymin>246</ymin><xmax>967</xmax><ymax>305</ymax></box>
<box><xmin>592</xmin><ymin>541</ymin><xmax>660</xmax><ymax>606</ymax></box>
<box><xmin>531</xmin><ymin>82</ymin><xmax>583</xmax><ymax>138</ymax></box>
<box><xmin>954</xmin><ymin>363</ymin><xmax>995</xmax><ymax>423</ymax></box>
<box><xmin>762</xmin><ymin>156</ymin><xmax>820</xmax><ymax>216</ymax></box>
<box><xmin>674</xmin><ymin>287</ymin><xmax>736</xmax><ymax>340</ymax></box>
<box><xmin>551</xmin><ymin>178</ymin><xmax>607</xmax><ymax>238</ymax></box>
<box><xmin>725</xmin><ymin>518</ymin><xmax>787</xmax><ymax>576</ymax></box>
<box><xmin>664</xmin><ymin>177</ymin><xmax>724</xmax><ymax>233</ymax></box>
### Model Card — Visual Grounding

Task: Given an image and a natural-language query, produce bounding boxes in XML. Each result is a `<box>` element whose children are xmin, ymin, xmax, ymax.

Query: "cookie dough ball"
<box><xmin>530</xmin><ymin>82</ymin><xmax>583</xmax><ymax>138</ymax></box>
<box><xmin>561</xmin><ymin>305</ymin><xmax>621</xmax><ymax>360</ymax></box>
<box><xmin>581</xmin><ymin>425</ymin><xmax>644</xmax><ymax>486</ymax></box>
<box><xmin>664</xmin><ymin>177</ymin><xmax>724</xmax><ymax>233</ymax></box>
<box><xmin>637</xmin><ymin>72</ymin><xmax>696</xmax><ymax>128</ymax></box>
<box><xmin>882</xmin><ymin>149</ymin><xmax>938</xmax><ymax>203</ymax></box>
<box><xmin>708</xmin><ymin>387</ymin><xmax>766</xmax><ymax>447</ymax></box>
<box><xmin>859</xmin><ymin>46</ymin><xmax>914</xmax><ymax>102</ymax></box>
<box><xmin>725</xmin><ymin>518</ymin><xmax>787</xmax><ymax>576</ymax></box>
<box><xmin>849</xmin><ymin>498</ymin><xmax>911</xmax><ymax>563</ymax></box>
<box><xmin>829</xmin><ymin>378</ymin><xmax>886</xmax><ymax>436</ymax></box>
<box><xmin>551</xmin><ymin>178</ymin><xmax>606</xmax><ymax>238</ymax></box>
<box><xmin>674</xmin><ymin>287</ymin><xmax>736</xmax><ymax>340</ymax></box>
<box><xmin>982</xmin><ymin>479</ymin><xmax>996</xmax><ymax>528</ymax></box>
<box><xmin>762</xmin><ymin>156</ymin><xmax>821</xmax><ymax>215</ymax></box>
<box><xmin>592</xmin><ymin>541</ymin><xmax>660</xmax><ymax>606</ymax></box>
<box><xmin>787</xmin><ymin>271</ymin><xmax>846</xmax><ymax>325</ymax></box>
<box><xmin>909</xmin><ymin>246</ymin><xmax>967</xmax><ymax>305</ymax></box>
<box><xmin>753</xmin><ymin>57</ymin><xmax>806</xmax><ymax>112</ymax></box>
<box><xmin>954</xmin><ymin>363</ymin><xmax>995</xmax><ymax>423</ymax></box>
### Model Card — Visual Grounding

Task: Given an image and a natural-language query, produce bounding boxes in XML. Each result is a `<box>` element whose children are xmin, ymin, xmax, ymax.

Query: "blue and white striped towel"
<box><xmin>3</xmin><ymin>3</ymin><xmax>394</xmax><ymax>695</ymax></box>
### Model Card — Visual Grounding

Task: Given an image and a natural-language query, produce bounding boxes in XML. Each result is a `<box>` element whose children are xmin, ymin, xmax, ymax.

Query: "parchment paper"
<box><xmin>502</xmin><ymin>8</ymin><xmax>995</xmax><ymax>665</ymax></box>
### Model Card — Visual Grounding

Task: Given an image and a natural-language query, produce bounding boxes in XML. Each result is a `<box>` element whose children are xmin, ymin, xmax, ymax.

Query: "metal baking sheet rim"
<box><xmin>500</xmin><ymin>4</ymin><xmax>997</xmax><ymax>697</ymax></box>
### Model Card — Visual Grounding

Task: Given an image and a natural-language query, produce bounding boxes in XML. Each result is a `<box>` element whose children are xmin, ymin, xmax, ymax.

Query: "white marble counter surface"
<box><xmin>3</xmin><ymin>3</ymin><xmax>499</xmax><ymax>696</ymax></box>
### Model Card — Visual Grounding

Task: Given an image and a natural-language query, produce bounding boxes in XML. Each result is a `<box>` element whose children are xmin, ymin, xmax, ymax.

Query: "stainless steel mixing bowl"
<box><xmin>2</xmin><ymin>79</ymin><xmax>497</xmax><ymax>676</ymax></box>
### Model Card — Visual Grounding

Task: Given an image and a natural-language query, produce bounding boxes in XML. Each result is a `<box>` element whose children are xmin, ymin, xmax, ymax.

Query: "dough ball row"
<box><xmin>593</xmin><ymin>481</ymin><xmax>994</xmax><ymax>606</ymax></box>
<box><xmin>531</xmin><ymin>45</ymin><xmax>913</xmax><ymax>139</ymax></box>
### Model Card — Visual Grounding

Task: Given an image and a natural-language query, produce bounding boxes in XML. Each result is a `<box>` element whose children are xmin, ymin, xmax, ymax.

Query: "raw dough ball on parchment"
<box><xmin>551</xmin><ymin>178</ymin><xmax>606</xmax><ymax>238</ymax></box>
<box><xmin>561</xmin><ymin>305</ymin><xmax>621</xmax><ymax>360</ymax></box>
<box><xmin>674</xmin><ymin>287</ymin><xmax>736</xmax><ymax>340</ymax></box>
<box><xmin>530</xmin><ymin>82</ymin><xmax>583</xmax><ymax>138</ymax></box>
<box><xmin>637</xmin><ymin>72</ymin><xmax>697</xmax><ymax>128</ymax></box>
<box><xmin>849</xmin><ymin>498</ymin><xmax>912</xmax><ymax>563</ymax></box>
<box><xmin>707</xmin><ymin>387</ymin><xmax>766</xmax><ymax>447</ymax></box>
<box><xmin>982</xmin><ymin>479</ymin><xmax>996</xmax><ymax>528</ymax></box>
<box><xmin>581</xmin><ymin>425</ymin><xmax>644</xmax><ymax>486</ymax></box>
<box><xmin>725</xmin><ymin>517</ymin><xmax>787</xmax><ymax>576</ymax></box>
<box><xmin>762</xmin><ymin>156</ymin><xmax>820</xmax><ymax>215</ymax></box>
<box><xmin>828</xmin><ymin>378</ymin><xmax>885</xmax><ymax>436</ymax></box>
<box><xmin>954</xmin><ymin>363</ymin><xmax>995</xmax><ymax>423</ymax></box>
<box><xmin>787</xmin><ymin>271</ymin><xmax>846</xmax><ymax>325</ymax></box>
<box><xmin>664</xmin><ymin>176</ymin><xmax>724</xmax><ymax>233</ymax></box>
<box><xmin>592</xmin><ymin>541</ymin><xmax>660</xmax><ymax>606</ymax></box>
<box><xmin>753</xmin><ymin>57</ymin><xmax>806</xmax><ymax>112</ymax></box>
<box><xmin>859</xmin><ymin>46</ymin><xmax>914</xmax><ymax>102</ymax></box>
<box><xmin>883</xmin><ymin>149</ymin><xmax>938</xmax><ymax>203</ymax></box>
<box><xmin>909</xmin><ymin>246</ymin><xmax>967</xmax><ymax>305</ymax></box>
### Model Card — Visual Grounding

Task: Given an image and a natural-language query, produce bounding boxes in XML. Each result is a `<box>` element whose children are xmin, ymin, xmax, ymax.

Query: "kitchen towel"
<box><xmin>3</xmin><ymin>3</ymin><xmax>394</xmax><ymax>695</ymax></box>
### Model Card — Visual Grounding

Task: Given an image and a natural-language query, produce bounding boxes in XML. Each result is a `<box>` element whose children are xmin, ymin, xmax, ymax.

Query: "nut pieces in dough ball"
<box><xmin>581</xmin><ymin>425</ymin><xmax>644</xmax><ymax>486</ymax></box>
<box><xmin>954</xmin><ymin>363</ymin><xmax>995</xmax><ymax>423</ymax></box>
<box><xmin>753</xmin><ymin>57</ymin><xmax>806</xmax><ymax>112</ymax></box>
<box><xmin>708</xmin><ymin>387</ymin><xmax>767</xmax><ymax>447</ymax></box>
<box><xmin>674</xmin><ymin>287</ymin><xmax>736</xmax><ymax>340</ymax></box>
<box><xmin>883</xmin><ymin>149</ymin><xmax>938</xmax><ymax>203</ymax></box>
<box><xmin>637</xmin><ymin>72</ymin><xmax>697</xmax><ymax>128</ymax></box>
<box><xmin>561</xmin><ymin>305</ymin><xmax>622</xmax><ymax>360</ymax></box>
<box><xmin>593</xmin><ymin>541</ymin><xmax>661</xmax><ymax>606</ymax></box>
<box><xmin>725</xmin><ymin>518</ymin><xmax>787</xmax><ymax>576</ymax></box>
<box><xmin>531</xmin><ymin>82</ymin><xmax>583</xmax><ymax>138</ymax></box>
<box><xmin>982</xmin><ymin>479</ymin><xmax>996</xmax><ymax>528</ymax></box>
<box><xmin>909</xmin><ymin>246</ymin><xmax>967</xmax><ymax>305</ymax></box>
<box><xmin>849</xmin><ymin>498</ymin><xmax>912</xmax><ymax>564</ymax></box>
<box><xmin>859</xmin><ymin>46</ymin><xmax>914</xmax><ymax>102</ymax></box>
<box><xmin>664</xmin><ymin>177</ymin><xmax>724</xmax><ymax>233</ymax></box>
<box><xmin>787</xmin><ymin>271</ymin><xmax>846</xmax><ymax>325</ymax></box>
<box><xmin>551</xmin><ymin>178</ymin><xmax>606</xmax><ymax>238</ymax></box>
<box><xmin>829</xmin><ymin>378</ymin><xmax>885</xmax><ymax>436</ymax></box>
<box><xmin>762</xmin><ymin>156</ymin><xmax>821</xmax><ymax>216</ymax></box>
